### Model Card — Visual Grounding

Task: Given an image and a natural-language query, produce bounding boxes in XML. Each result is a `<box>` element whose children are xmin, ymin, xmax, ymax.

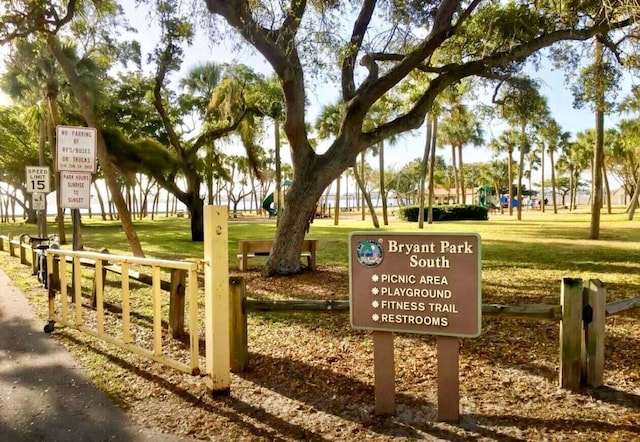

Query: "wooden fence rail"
<box><xmin>234</xmin><ymin>278</ymin><xmax>640</xmax><ymax>392</ymax></box>
<box><xmin>46</xmin><ymin>249</ymin><xmax>201</xmax><ymax>376</ymax></box>
<box><xmin>245</xmin><ymin>299</ymin><xmax>564</xmax><ymax>319</ymax></box>
<box><xmin>0</xmin><ymin>235</ymin><xmax>188</xmax><ymax>340</ymax></box>
<box><xmin>3</xmin><ymin>234</ymin><xmax>640</xmax><ymax>393</ymax></box>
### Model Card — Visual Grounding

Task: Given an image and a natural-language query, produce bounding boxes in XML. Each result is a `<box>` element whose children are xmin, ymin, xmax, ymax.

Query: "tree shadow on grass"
<box><xmin>58</xmin><ymin>332</ymin><xmax>317</xmax><ymax>441</ymax></box>
<box><xmin>54</xmin><ymin>326</ymin><xmax>640</xmax><ymax>441</ymax></box>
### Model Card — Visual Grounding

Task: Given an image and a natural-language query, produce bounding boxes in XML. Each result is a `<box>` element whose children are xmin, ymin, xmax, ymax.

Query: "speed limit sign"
<box><xmin>26</xmin><ymin>166</ymin><xmax>50</xmax><ymax>193</ymax></box>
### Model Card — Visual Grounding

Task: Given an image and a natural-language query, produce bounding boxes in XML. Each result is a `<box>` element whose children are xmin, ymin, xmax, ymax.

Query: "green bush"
<box><xmin>399</xmin><ymin>205</ymin><xmax>489</xmax><ymax>222</ymax></box>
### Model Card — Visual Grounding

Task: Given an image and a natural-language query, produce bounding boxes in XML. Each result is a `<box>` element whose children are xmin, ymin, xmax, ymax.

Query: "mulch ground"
<box><xmin>7</xmin><ymin>258</ymin><xmax>640</xmax><ymax>441</ymax></box>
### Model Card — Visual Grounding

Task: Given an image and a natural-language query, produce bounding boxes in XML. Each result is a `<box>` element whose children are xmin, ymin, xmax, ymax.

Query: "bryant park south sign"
<box><xmin>349</xmin><ymin>232</ymin><xmax>482</xmax><ymax>421</ymax></box>
<box><xmin>349</xmin><ymin>232</ymin><xmax>482</xmax><ymax>338</ymax></box>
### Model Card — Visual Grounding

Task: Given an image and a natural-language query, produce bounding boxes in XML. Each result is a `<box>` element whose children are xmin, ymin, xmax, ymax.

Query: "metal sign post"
<box><xmin>25</xmin><ymin>166</ymin><xmax>50</xmax><ymax>237</ymax></box>
<box><xmin>55</xmin><ymin>126</ymin><xmax>97</xmax><ymax>252</ymax></box>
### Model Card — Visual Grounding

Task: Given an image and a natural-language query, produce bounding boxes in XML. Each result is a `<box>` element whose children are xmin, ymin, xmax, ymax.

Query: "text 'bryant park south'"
<box><xmin>350</xmin><ymin>233</ymin><xmax>481</xmax><ymax>337</ymax></box>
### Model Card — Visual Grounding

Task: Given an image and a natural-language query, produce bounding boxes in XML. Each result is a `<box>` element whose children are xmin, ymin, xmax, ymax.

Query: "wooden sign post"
<box><xmin>349</xmin><ymin>232</ymin><xmax>482</xmax><ymax>421</ymax></box>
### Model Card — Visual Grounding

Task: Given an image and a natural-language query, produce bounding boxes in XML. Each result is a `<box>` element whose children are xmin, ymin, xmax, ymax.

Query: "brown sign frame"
<box><xmin>349</xmin><ymin>232</ymin><xmax>481</xmax><ymax>338</ymax></box>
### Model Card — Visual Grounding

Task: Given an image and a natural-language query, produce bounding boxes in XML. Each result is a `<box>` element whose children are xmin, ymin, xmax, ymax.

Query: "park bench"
<box><xmin>237</xmin><ymin>239</ymin><xmax>319</xmax><ymax>271</ymax></box>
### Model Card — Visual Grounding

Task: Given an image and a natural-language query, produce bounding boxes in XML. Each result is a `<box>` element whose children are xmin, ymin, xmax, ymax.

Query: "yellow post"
<box><xmin>95</xmin><ymin>259</ymin><xmax>104</xmax><ymax>334</ymax></box>
<box><xmin>60</xmin><ymin>256</ymin><xmax>68</xmax><ymax>322</ymax></box>
<box><xmin>188</xmin><ymin>267</ymin><xmax>200</xmax><ymax>374</ymax></box>
<box><xmin>74</xmin><ymin>256</ymin><xmax>83</xmax><ymax>326</ymax></box>
<box><xmin>204</xmin><ymin>205</ymin><xmax>230</xmax><ymax>394</ymax></box>
<box><xmin>121</xmin><ymin>262</ymin><xmax>132</xmax><ymax>344</ymax></box>
<box><xmin>152</xmin><ymin>265</ymin><xmax>162</xmax><ymax>357</ymax></box>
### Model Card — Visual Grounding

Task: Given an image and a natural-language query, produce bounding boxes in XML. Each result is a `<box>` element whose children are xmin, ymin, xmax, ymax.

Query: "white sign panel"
<box><xmin>25</xmin><ymin>166</ymin><xmax>50</xmax><ymax>193</ymax></box>
<box><xmin>32</xmin><ymin>193</ymin><xmax>45</xmax><ymax>211</ymax></box>
<box><xmin>60</xmin><ymin>172</ymin><xmax>92</xmax><ymax>209</ymax></box>
<box><xmin>56</xmin><ymin>125</ymin><xmax>97</xmax><ymax>173</ymax></box>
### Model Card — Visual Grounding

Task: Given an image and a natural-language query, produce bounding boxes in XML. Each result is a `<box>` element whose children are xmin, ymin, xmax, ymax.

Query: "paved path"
<box><xmin>0</xmin><ymin>267</ymin><xmax>199</xmax><ymax>442</ymax></box>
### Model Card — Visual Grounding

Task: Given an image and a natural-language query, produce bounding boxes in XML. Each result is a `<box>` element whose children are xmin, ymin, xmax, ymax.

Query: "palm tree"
<box><xmin>559</xmin><ymin>136</ymin><xmax>593</xmax><ymax>210</ymax></box>
<box><xmin>489</xmin><ymin>129</ymin><xmax>520</xmax><ymax>215</ymax></box>
<box><xmin>315</xmin><ymin>102</ymin><xmax>381</xmax><ymax>227</ymax></box>
<box><xmin>538</xmin><ymin>119</ymin><xmax>570</xmax><ymax>214</ymax></box>
<box><xmin>525</xmin><ymin>145</ymin><xmax>541</xmax><ymax>204</ymax></box>
<box><xmin>616</xmin><ymin>87</ymin><xmax>640</xmax><ymax>218</ymax></box>
<box><xmin>180</xmin><ymin>62</ymin><xmax>223</xmax><ymax>205</ymax></box>
<box><xmin>495</xmin><ymin>76</ymin><xmax>549</xmax><ymax>220</ymax></box>
<box><xmin>480</xmin><ymin>160</ymin><xmax>510</xmax><ymax>214</ymax></box>
<box><xmin>571</xmin><ymin>38</ymin><xmax>621</xmax><ymax>237</ymax></box>
<box><xmin>438</xmin><ymin>103</ymin><xmax>484</xmax><ymax>204</ymax></box>
<box><xmin>1</xmin><ymin>38</ymin><xmax>71</xmax><ymax>240</ymax></box>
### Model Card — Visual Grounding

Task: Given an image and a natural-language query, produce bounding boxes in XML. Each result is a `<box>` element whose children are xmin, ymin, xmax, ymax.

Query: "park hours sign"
<box><xmin>349</xmin><ymin>232</ymin><xmax>482</xmax><ymax>338</ymax></box>
<box><xmin>56</xmin><ymin>125</ymin><xmax>97</xmax><ymax>173</ymax></box>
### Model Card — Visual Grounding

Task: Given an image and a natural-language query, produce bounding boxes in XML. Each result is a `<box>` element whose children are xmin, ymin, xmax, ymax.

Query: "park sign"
<box><xmin>25</xmin><ymin>166</ymin><xmax>50</xmax><ymax>193</ymax></box>
<box><xmin>60</xmin><ymin>172</ymin><xmax>92</xmax><ymax>209</ymax></box>
<box><xmin>349</xmin><ymin>232</ymin><xmax>482</xmax><ymax>338</ymax></box>
<box><xmin>56</xmin><ymin>125</ymin><xmax>97</xmax><ymax>173</ymax></box>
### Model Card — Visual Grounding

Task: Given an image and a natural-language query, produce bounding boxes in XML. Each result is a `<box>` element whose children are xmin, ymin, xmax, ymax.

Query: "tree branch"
<box><xmin>451</xmin><ymin>0</ymin><xmax>483</xmax><ymax>36</ymax></box>
<box><xmin>341</xmin><ymin>0</ymin><xmax>377</xmax><ymax>100</ymax></box>
<box><xmin>204</xmin><ymin>0</ymin><xmax>312</xmax><ymax>164</ymax></box>
<box><xmin>152</xmin><ymin>43</ymin><xmax>184</xmax><ymax>155</ymax></box>
<box><xmin>191</xmin><ymin>108</ymin><xmax>248</xmax><ymax>151</ymax></box>
<box><xmin>359</xmin><ymin>18</ymin><xmax>634</xmax><ymax>149</ymax></box>
<box><xmin>350</xmin><ymin>0</ymin><xmax>460</xmax><ymax>118</ymax></box>
<box><xmin>597</xmin><ymin>33</ymin><xmax>624</xmax><ymax>65</ymax></box>
<box><xmin>0</xmin><ymin>0</ymin><xmax>78</xmax><ymax>44</ymax></box>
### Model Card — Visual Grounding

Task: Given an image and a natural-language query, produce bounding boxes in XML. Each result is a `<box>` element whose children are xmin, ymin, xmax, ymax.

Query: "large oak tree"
<box><xmin>202</xmin><ymin>0</ymin><xmax>639</xmax><ymax>275</ymax></box>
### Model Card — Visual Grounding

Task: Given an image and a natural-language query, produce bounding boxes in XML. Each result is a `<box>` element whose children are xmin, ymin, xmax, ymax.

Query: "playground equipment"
<box><xmin>262</xmin><ymin>180</ymin><xmax>292</xmax><ymax>217</ymax></box>
<box><xmin>477</xmin><ymin>185</ymin><xmax>495</xmax><ymax>207</ymax></box>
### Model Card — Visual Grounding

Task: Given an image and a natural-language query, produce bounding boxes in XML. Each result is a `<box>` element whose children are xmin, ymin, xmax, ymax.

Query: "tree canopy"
<box><xmin>199</xmin><ymin>0</ymin><xmax>640</xmax><ymax>274</ymax></box>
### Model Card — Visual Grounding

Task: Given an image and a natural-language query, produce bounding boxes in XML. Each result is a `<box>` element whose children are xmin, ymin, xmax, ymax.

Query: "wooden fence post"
<box><xmin>204</xmin><ymin>205</ymin><xmax>230</xmax><ymax>395</ymax></box>
<box><xmin>560</xmin><ymin>277</ymin><xmax>583</xmax><ymax>391</ymax></box>
<box><xmin>229</xmin><ymin>276</ymin><xmax>248</xmax><ymax>373</ymax></box>
<box><xmin>8</xmin><ymin>233</ymin><xmax>16</xmax><ymax>257</ymax></box>
<box><xmin>584</xmin><ymin>279</ymin><xmax>605</xmax><ymax>388</ymax></box>
<box><xmin>19</xmin><ymin>234</ymin><xmax>28</xmax><ymax>265</ymax></box>
<box><xmin>169</xmin><ymin>269</ymin><xmax>186</xmax><ymax>339</ymax></box>
<box><xmin>91</xmin><ymin>258</ymin><xmax>108</xmax><ymax>308</ymax></box>
<box><xmin>31</xmin><ymin>247</ymin><xmax>38</xmax><ymax>275</ymax></box>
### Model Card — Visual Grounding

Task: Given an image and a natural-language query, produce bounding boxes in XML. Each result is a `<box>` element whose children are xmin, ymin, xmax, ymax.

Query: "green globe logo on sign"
<box><xmin>356</xmin><ymin>239</ymin><xmax>384</xmax><ymax>267</ymax></box>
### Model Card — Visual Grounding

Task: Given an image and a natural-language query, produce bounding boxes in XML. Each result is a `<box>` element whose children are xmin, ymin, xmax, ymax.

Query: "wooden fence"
<box><xmin>48</xmin><ymin>248</ymin><xmax>201</xmax><ymax>375</ymax></box>
<box><xmin>229</xmin><ymin>277</ymin><xmax>640</xmax><ymax>392</ymax></box>
<box><xmin>0</xmin><ymin>233</ymin><xmax>189</xmax><ymax>338</ymax></box>
<box><xmin>0</xmin><ymin>205</ymin><xmax>232</xmax><ymax>394</ymax></box>
<box><xmin>3</xmin><ymin>232</ymin><xmax>640</xmax><ymax>392</ymax></box>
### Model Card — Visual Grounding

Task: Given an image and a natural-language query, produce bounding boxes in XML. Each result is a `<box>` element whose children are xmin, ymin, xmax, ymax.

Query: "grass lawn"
<box><xmin>1</xmin><ymin>206</ymin><xmax>639</xmax><ymax>440</ymax></box>
<box><xmin>3</xmin><ymin>205</ymin><xmax>640</xmax><ymax>302</ymax></box>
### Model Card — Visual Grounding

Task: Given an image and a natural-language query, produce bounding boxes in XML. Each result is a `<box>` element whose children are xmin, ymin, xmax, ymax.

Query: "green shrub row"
<box><xmin>399</xmin><ymin>205</ymin><xmax>489</xmax><ymax>222</ymax></box>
